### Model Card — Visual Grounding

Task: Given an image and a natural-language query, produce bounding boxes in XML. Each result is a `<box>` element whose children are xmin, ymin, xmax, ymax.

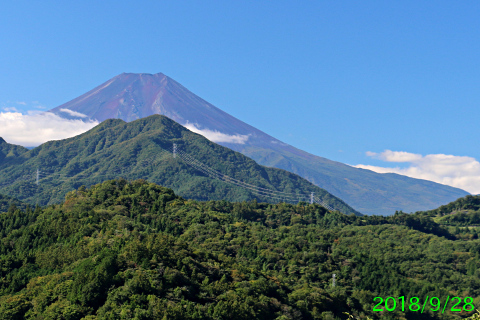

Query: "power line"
<box><xmin>173</xmin><ymin>146</ymin><xmax>307</xmax><ymax>198</ymax></box>
<box><xmin>1</xmin><ymin>143</ymin><xmax>335</xmax><ymax>211</ymax></box>
<box><xmin>313</xmin><ymin>195</ymin><xmax>334</xmax><ymax>211</ymax></box>
<box><xmin>172</xmin><ymin>147</ymin><xmax>308</xmax><ymax>201</ymax></box>
<box><xmin>176</xmin><ymin>150</ymin><xmax>300</xmax><ymax>201</ymax></box>
<box><xmin>169</xmin><ymin>145</ymin><xmax>334</xmax><ymax>210</ymax></box>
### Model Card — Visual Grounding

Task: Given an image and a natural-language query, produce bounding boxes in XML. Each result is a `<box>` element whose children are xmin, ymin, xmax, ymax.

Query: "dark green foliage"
<box><xmin>419</xmin><ymin>195</ymin><xmax>480</xmax><ymax>217</ymax></box>
<box><xmin>372</xmin><ymin>211</ymin><xmax>454</xmax><ymax>239</ymax></box>
<box><xmin>416</xmin><ymin>195</ymin><xmax>480</xmax><ymax>227</ymax></box>
<box><xmin>0</xmin><ymin>115</ymin><xmax>359</xmax><ymax>215</ymax></box>
<box><xmin>0</xmin><ymin>194</ymin><xmax>26</xmax><ymax>214</ymax></box>
<box><xmin>438</xmin><ymin>211</ymin><xmax>480</xmax><ymax>226</ymax></box>
<box><xmin>0</xmin><ymin>138</ymin><xmax>28</xmax><ymax>163</ymax></box>
<box><xmin>0</xmin><ymin>179</ymin><xmax>477</xmax><ymax>319</ymax></box>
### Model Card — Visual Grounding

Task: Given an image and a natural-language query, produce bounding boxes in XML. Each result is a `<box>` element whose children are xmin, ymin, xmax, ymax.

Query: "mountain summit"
<box><xmin>51</xmin><ymin>73</ymin><xmax>249</xmax><ymax>133</ymax></box>
<box><xmin>50</xmin><ymin>73</ymin><xmax>469</xmax><ymax>215</ymax></box>
<box><xmin>51</xmin><ymin>73</ymin><xmax>279</xmax><ymax>147</ymax></box>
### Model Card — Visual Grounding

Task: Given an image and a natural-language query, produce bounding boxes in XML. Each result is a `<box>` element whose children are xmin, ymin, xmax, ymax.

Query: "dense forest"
<box><xmin>0</xmin><ymin>194</ymin><xmax>24</xmax><ymax>214</ymax></box>
<box><xmin>0</xmin><ymin>179</ymin><xmax>479</xmax><ymax>319</ymax></box>
<box><xmin>415</xmin><ymin>195</ymin><xmax>480</xmax><ymax>225</ymax></box>
<box><xmin>0</xmin><ymin>115</ymin><xmax>358</xmax><ymax>215</ymax></box>
<box><xmin>412</xmin><ymin>195</ymin><xmax>480</xmax><ymax>243</ymax></box>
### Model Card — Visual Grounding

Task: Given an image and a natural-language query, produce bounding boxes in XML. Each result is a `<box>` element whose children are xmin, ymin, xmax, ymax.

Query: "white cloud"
<box><xmin>0</xmin><ymin>112</ymin><xmax>99</xmax><ymax>146</ymax></box>
<box><xmin>366</xmin><ymin>150</ymin><xmax>423</xmax><ymax>162</ymax></box>
<box><xmin>2</xmin><ymin>107</ymin><xmax>18</xmax><ymax>112</ymax></box>
<box><xmin>355</xmin><ymin>150</ymin><xmax>480</xmax><ymax>194</ymax></box>
<box><xmin>184</xmin><ymin>122</ymin><xmax>250</xmax><ymax>144</ymax></box>
<box><xmin>15</xmin><ymin>101</ymin><xmax>27</xmax><ymax>106</ymax></box>
<box><xmin>59</xmin><ymin>108</ymin><xmax>89</xmax><ymax>118</ymax></box>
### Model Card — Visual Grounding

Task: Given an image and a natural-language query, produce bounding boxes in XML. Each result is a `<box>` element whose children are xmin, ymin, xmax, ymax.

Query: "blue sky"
<box><xmin>1</xmin><ymin>1</ymin><xmax>480</xmax><ymax>193</ymax></box>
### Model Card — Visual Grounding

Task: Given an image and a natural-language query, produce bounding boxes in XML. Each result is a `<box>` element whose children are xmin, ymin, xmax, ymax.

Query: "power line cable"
<box><xmin>167</xmin><ymin>146</ymin><xmax>337</xmax><ymax>209</ymax></box>
<box><xmin>173</xmin><ymin>149</ymin><xmax>300</xmax><ymax>201</ymax></box>
<box><xmin>172</xmin><ymin>147</ymin><xmax>308</xmax><ymax>201</ymax></box>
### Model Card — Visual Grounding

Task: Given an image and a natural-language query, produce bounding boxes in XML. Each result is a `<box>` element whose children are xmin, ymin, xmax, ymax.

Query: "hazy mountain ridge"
<box><xmin>49</xmin><ymin>72</ymin><xmax>468</xmax><ymax>215</ymax></box>
<box><xmin>0</xmin><ymin>115</ymin><xmax>359</xmax><ymax>215</ymax></box>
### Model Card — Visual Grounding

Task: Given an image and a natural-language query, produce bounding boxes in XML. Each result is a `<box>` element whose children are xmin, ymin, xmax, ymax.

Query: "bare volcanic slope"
<box><xmin>50</xmin><ymin>73</ymin><xmax>469</xmax><ymax>215</ymax></box>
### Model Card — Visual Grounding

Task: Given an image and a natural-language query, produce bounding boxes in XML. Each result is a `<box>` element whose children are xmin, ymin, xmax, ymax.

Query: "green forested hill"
<box><xmin>0</xmin><ymin>115</ymin><xmax>358</xmax><ymax>215</ymax></box>
<box><xmin>0</xmin><ymin>137</ymin><xmax>28</xmax><ymax>162</ymax></box>
<box><xmin>418</xmin><ymin>195</ymin><xmax>480</xmax><ymax>217</ymax></box>
<box><xmin>0</xmin><ymin>193</ymin><xmax>25</xmax><ymax>213</ymax></box>
<box><xmin>0</xmin><ymin>179</ymin><xmax>478</xmax><ymax>319</ymax></box>
<box><xmin>415</xmin><ymin>195</ymin><xmax>480</xmax><ymax>233</ymax></box>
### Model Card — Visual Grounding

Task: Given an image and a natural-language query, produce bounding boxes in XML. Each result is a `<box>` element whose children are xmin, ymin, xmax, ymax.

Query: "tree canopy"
<box><xmin>0</xmin><ymin>179</ymin><xmax>478</xmax><ymax>319</ymax></box>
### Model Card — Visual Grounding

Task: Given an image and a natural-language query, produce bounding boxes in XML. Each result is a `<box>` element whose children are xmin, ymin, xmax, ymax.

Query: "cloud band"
<box><xmin>355</xmin><ymin>150</ymin><xmax>480</xmax><ymax>194</ymax></box>
<box><xmin>184</xmin><ymin>122</ymin><xmax>249</xmax><ymax>144</ymax></box>
<box><xmin>0</xmin><ymin>111</ymin><xmax>99</xmax><ymax>147</ymax></box>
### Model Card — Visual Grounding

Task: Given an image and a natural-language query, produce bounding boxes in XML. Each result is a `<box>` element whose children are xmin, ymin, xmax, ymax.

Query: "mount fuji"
<box><xmin>49</xmin><ymin>72</ymin><xmax>468</xmax><ymax>215</ymax></box>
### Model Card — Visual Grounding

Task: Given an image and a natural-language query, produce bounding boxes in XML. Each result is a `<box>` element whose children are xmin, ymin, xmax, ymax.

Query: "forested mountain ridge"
<box><xmin>418</xmin><ymin>194</ymin><xmax>480</xmax><ymax>217</ymax></box>
<box><xmin>0</xmin><ymin>115</ymin><xmax>359</xmax><ymax>215</ymax></box>
<box><xmin>0</xmin><ymin>137</ymin><xmax>28</xmax><ymax>162</ymax></box>
<box><xmin>48</xmin><ymin>72</ymin><xmax>469</xmax><ymax>215</ymax></box>
<box><xmin>0</xmin><ymin>193</ymin><xmax>25</xmax><ymax>213</ymax></box>
<box><xmin>415</xmin><ymin>194</ymin><xmax>480</xmax><ymax>228</ymax></box>
<box><xmin>0</xmin><ymin>179</ymin><xmax>478</xmax><ymax>319</ymax></box>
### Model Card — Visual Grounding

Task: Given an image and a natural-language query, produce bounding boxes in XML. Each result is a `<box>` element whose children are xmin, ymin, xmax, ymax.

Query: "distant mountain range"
<box><xmin>0</xmin><ymin>115</ymin><xmax>359</xmax><ymax>215</ymax></box>
<box><xmin>49</xmin><ymin>72</ymin><xmax>469</xmax><ymax>215</ymax></box>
